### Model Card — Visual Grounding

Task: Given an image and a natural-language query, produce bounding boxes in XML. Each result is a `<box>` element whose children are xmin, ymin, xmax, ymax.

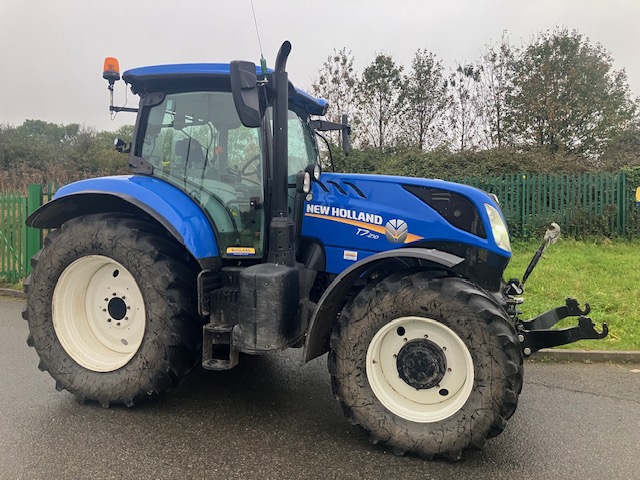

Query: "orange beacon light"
<box><xmin>103</xmin><ymin>57</ymin><xmax>121</xmax><ymax>86</ymax></box>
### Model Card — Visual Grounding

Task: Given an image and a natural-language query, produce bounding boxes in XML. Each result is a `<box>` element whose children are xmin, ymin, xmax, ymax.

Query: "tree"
<box><xmin>311</xmin><ymin>48</ymin><xmax>360</xmax><ymax>164</ymax></box>
<box><xmin>357</xmin><ymin>54</ymin><xmax>403</xmax><ymax>149</ymax></box>
<box><xmin>311</xmin><ymin>48</ymin><xmax>358</xmax><ymax>124</ymax></box>
<box><xmin>506</xmin><ymin>28</ymin><xmax>637</xmax><ymax>156</ymax></box>
<box><xmin>113</xmin><ymin>124</ymin><xmax>135</xmax><ymax>142</ymax></box>
<box><xmin>398</xmin><ymin>48</ymin><xmax>450</xmax><ymax>150</ymax></box>
<box><xmin>476</xmin><ymin>33</ymin><xmax>515</xmax><ymax>149</ymax></box>
<box><xmin>448</xmin><ymin>63</ymin><xmax>482</xmax><ymax>152</ymax></box>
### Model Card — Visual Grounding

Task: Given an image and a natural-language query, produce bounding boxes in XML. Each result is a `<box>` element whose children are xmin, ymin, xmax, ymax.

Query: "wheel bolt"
<box><xmin>116</xmin><ymin>322</ymin><xmax>120</xmax><ymax>326</ymax></box>
<box><xmin>107</xmin><ymin>319</ymin><xmax>111</xmax><ymax>323</ymax></box>
<box><xmin>112</xmin><ymin>293</ymin><xmax>116</xmax><ymax>296</ymax></box>
<box><xmin>442</xmin><ymin>346</ymin><xmax>447</xmax><ymax>351</ymax></box>
<box><xmin>124</xmin><ymin>317</ymin><xmax>128</xmax><ymax>320</ymax></box>
<box><xmin>447</xmin><ymin>368</ymin><xmax>452</xmax><ymax>372</ymax></box>
<box><xmin>102</xmin><ymin>309</ymin><xmax>106</xmax><ymax>312</ymax></box>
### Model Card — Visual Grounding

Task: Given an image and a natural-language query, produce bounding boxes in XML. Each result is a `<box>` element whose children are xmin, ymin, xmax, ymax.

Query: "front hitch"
<box><xmin>506</xmin><ymin>223</ymin><xmax>608</xmax><ymax>357</ymax></box>
<box><xmin>518</xmin><ymin>298</ymin><xmax>609</xmax><ymax>357</ymax></box>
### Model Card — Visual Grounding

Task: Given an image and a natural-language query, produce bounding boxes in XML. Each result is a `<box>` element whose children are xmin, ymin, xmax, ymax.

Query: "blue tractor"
<box><xmin>23</xmin><ymin>42</ymin><xmax>608</xmax><ymax>460</ymax></box>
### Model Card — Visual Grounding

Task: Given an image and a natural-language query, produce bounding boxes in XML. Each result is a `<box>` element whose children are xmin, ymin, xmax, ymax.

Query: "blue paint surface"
<box><xmin>54</xmin><ymin>176</ymin><xmax>218</xmax><ymax>259</ymax></box>
<box><xmin>301</xmin><ymin>173</ymin><xmax>510</xmax><ymax>274</ymax></box>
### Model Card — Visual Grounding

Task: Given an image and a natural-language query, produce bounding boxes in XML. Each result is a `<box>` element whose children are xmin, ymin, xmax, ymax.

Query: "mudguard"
<box><xmin>26</xmin><ymin>175</ymin><xmax>218</xmax><ymax>262</ymax></box>
<box><xmin>302</xmin><ymin>247</ymin><xmax>464</xmax><ymax>363</ymax></box>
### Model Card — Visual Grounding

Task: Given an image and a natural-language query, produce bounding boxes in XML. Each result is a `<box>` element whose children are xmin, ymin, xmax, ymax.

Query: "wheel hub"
<box><xmin>366</xmin><ymin>316</ymin><xmax>475</xmax><ymax>423</ymax></box>
<box><xmin>107</xmin><ymin>297</ymin><xmax>127</xmax><ymax>321</ymax></box>
<box><xmin>396</xmin><ymin>339</ymin><xmax>446</xmax><ymax>390</ymax></box>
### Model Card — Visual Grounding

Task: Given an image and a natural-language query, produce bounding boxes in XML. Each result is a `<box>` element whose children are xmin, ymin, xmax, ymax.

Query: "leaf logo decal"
<box><xmin>384</xmin><ymin>219</ymin><xmax>408</xmax><ymax>244</ymax></box>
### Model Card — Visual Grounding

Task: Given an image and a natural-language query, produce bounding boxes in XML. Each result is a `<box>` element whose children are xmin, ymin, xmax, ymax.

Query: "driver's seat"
<box><xmin>174</xmin><ymin>138</ymin><xmax>207</xmax><ymax>169</ymax></box>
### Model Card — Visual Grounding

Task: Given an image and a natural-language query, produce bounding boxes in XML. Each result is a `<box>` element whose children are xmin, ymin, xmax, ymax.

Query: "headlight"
<box><xmin>305</xmin><ymin>163</ymin><xmax>322</xmax><ymax>181</ymax></box>
<box><xmin>484</xmin><ymin>203</ymin><xmax>511</xmax><ymax>253</ymax></box>
<box><xmin>296</xmin><ymin>171</ymin><xmax>312</xmax><ymax>194</ymax></box>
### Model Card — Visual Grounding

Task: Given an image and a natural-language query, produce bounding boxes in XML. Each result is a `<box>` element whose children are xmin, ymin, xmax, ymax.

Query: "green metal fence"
<box><xmin>0</xmin><ymin>184</ymin><xmax>56</xmax><ymax>284</ymax></box>
<box><xmin>0</xmin><ymin>191</ymin><xmax>28</xmax><ymax>283</ymax></box>
<box><xmin>0</xmin><ymin>175</ymin><xmax>638</xmax><ymax>282</ymax></box>
<box><xmin>448</xmin><ymin>172</ymin><xmax>638</xmax><ymax>240</ymax></box>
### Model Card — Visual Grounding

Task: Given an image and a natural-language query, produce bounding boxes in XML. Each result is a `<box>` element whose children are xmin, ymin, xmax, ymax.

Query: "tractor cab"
<box><xmin>119</xmin><ymin>63</ymin><xmax>326</xmax><ymax>260</ymax></box>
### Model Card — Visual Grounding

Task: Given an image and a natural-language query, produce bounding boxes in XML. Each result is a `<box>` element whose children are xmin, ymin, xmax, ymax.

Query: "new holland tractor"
<box><xmin>22</xmin><ymin>42</ymin><xmax>608</xmax><ymax>460</ymax></box>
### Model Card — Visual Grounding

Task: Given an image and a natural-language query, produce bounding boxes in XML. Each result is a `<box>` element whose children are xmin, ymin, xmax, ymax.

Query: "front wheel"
<box><xmin>23</xmin><ymin>214</ymin><xmax>202</xmax><ymax>407</ymax></box>
<box><xmin>328</xmin><ymin>271</ymin><xmax>523</xmax><ymax>460</ymax></box>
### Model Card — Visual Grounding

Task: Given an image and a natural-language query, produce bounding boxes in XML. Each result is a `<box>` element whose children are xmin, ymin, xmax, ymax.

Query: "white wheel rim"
<box><xmin>366</xmin><ymin>316</ymin><xmax>474</xmax><ymax>423</ymax></box>
<box><xmin>52</xmin><ymin>255</ymin><xmax>146</xmax><ymax>372</ymax></box>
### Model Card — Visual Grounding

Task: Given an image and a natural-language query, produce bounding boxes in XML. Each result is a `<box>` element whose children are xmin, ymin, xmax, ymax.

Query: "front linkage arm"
<box><xmin>518</xmin><ymin>298</ymin><xmax>608</xmax><ymax>357</ymax></box>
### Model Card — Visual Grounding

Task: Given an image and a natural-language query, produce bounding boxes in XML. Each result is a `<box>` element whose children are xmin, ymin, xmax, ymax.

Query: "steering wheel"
<box><xmin>240</xmin><ymin>154</ymin><xmax>261</xmax><ymax>177</ymax></box>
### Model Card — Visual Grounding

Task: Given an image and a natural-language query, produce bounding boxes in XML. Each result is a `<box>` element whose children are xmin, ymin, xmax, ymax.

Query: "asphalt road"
<box><xmin>2</xmin><ymin>295</ymin><xmax>640</xmax><ymax>480</ymax></box>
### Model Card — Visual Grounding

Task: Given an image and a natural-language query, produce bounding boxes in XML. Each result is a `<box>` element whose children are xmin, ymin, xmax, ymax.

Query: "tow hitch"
<box><xmin>518</xmin><ymin>298</ymin><xmax>608</xmax><ymax>357</ymax></box>
<box><xmin>505</xmin><ymin>223</ymin><xmax>609</xmax><ymax>357</ymax></box>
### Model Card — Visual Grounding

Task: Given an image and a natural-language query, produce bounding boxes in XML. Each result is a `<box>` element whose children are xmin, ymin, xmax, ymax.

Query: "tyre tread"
<box><xmin>329</xmin><ymin>271</ymin><xmax>523</xmax><ymax>460</ymax></box>
<box><xmin>24</xmin><ymin>213</ymin><xmax>201</xmax><ymax>407</ymax></box>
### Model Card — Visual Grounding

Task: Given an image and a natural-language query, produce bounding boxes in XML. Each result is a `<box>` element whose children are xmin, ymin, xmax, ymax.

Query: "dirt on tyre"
<box><xmin>22</xmin><ymin>213</ymin><xmax>202</xmax><ymax>407</ymax></box>
<box><xmin>328</xmin><ymin>270</ymin><xmax>523</xmax><ymax>460</ymax></box>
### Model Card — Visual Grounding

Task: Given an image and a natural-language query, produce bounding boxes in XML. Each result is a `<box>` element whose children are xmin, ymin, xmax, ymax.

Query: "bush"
<box><xmin>0</xmin><ymin>121</ymin><xmax>131</xmax><ymax>192</ymax></box>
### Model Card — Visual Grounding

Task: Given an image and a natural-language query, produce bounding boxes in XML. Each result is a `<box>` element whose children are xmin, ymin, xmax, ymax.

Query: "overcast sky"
<box><xmin>1</xmin><ymin>0</ymin><xmax>638</xmax><ymax>132</ymax></box>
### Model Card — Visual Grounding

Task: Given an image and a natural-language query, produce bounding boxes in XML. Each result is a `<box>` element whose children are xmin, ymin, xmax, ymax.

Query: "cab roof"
<box><xmin>122</xmin><ymin>63</ymin><xmax>328</xmax><ymax>116</ymax></box>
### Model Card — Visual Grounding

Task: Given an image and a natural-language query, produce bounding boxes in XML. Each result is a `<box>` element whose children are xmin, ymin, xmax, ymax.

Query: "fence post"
<box><xmin>25</xmin><ymin>184</ymin><xmax>43</xmax><ymax>274</ymax></box>
<box><xmin>520</xmin><ymin>173</ymin><xmax>526</xmax><ymax>239</ymax></box>
<box><xmin>618</xmin><ymin>172</ymin><xmax>627</xmax><ymax>237</ymax></box>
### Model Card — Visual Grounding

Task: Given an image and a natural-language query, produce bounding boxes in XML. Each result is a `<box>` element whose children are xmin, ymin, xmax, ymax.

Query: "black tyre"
<box><xmin>328</xmin><ymin>271</ymin><xmax>523</xmax><ymax>460</ymax></box>
<box><xmin>22</xmin><ymin>213</ymin><xmax>202</xmax><ymax>407</ymax></box>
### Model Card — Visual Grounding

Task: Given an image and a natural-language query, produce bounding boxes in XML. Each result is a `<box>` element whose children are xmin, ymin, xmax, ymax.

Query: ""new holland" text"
<box><xmin>306</xmin><ymin>204</ymin><xmax>383</xmax><ymax>225</ymax></box>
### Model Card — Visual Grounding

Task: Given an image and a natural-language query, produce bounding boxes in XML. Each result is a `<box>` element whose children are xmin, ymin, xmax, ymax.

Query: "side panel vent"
<box><xmin>403</xmin><ymin>185</ymin><xmax>486</xmax><ymax>239</ymax></box>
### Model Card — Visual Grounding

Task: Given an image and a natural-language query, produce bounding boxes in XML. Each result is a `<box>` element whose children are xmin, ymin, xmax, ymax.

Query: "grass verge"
<box><xmin>0</xmin><ymin>279</ymin><xmax>23</xmax><ymax>290</ymax></box>
<box><xmin>505</xmin><ymin>239</ymin><xmax>640</xmax><ymax>351</ymax></box>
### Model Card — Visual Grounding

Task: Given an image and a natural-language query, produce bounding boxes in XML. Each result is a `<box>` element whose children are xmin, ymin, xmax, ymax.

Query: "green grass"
<box><xmin>0</xmin><ymin>279</ymin><xmax>23</xmax><ymax>290</ymax></box>
<box><xmin>504</xmin><ymin>239</ymin><xmax>640</xmax><ymax>351</ymax></box>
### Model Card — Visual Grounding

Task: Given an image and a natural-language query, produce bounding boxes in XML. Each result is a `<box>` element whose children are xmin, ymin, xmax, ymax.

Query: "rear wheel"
<box><xmin>329</xmin><ymin>271</ymin><xmax>523</xmax><ymax>460</ymax></box>
<box><xmin>23</xmin><ymin>214</ymin><xmax>202</xmax><ymax>407</ymax></box>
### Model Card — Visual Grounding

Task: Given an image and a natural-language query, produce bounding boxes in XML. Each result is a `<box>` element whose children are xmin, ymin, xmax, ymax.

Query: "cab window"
<box><xmin>138</xmin><ymin>91</ymin><xmax>265</xmax><ymax>259</ymax></box>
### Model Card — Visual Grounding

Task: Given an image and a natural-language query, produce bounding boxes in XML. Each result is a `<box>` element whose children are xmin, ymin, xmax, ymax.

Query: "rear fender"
<box><xmin>302</xmin><ymin>248</ymin><xmax>464</xmax><ymax>363</ymax></box>
<box><xmin>26</xmin><ymin>176</ymin><xmax>218</xmax><ymax>265</ymax></box>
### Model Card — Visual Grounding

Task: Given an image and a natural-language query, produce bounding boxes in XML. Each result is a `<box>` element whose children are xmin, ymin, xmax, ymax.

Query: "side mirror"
<box><xmin>113</xmin><ymin>137</ymin><xmax>130</xmax><ymax>154</ymax></box>
<box><xmin>230</xmin><ymin>61</ymin><xmax>263</xmax><ymax>128</ymax></box>
<box><xmin>310</xmin><ymin>115</ymin><xmax>351</xmax><ymax>156</ymax></box>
